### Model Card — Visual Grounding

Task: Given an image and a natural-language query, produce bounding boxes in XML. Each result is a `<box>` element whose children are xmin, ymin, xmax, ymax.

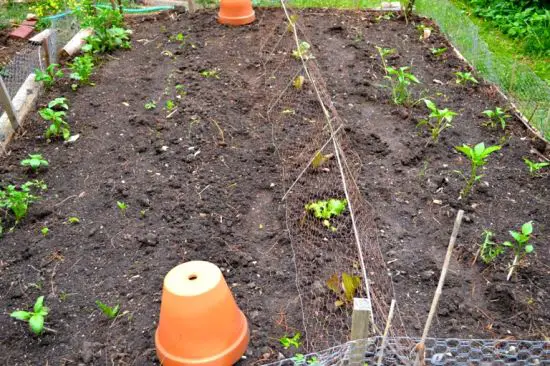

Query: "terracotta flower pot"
<box><xmin>217</xmin><ymin>0</ymin><xmax>255</xmax><ymax>26</ymax></box>
<box><xmin>155</xmin><ymin>261</ymin><xmax>249</xmax><ymax>366</ymax></box>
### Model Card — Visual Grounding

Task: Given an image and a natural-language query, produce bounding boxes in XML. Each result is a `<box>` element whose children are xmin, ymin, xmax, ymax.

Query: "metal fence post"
<box><xmin>0</xmin><ymin>76</ymin><xmax>19</xmax><ymax>130</ymax></box>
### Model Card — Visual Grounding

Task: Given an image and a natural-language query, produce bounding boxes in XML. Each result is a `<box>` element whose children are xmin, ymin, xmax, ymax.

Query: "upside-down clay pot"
<box><xmin>155</xmin><ymin>261</ymin><xmax>249</xmax><ymax>366</ymax></box>
<box><xmin>217</xmin><ymin>0</ymin><xmax>255</xmax><ymax>26</ymax></box>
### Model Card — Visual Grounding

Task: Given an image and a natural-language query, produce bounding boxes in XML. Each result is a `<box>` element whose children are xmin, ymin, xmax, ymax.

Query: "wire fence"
<box><xmin>0</xmin><ymin>14</ymin><xmax>79</xmax><ymax>119</ymax></box>
<box><xmin>266</xmin><ymin>337</ymin><xmax>550</xmax><ymax>365</ymax></box>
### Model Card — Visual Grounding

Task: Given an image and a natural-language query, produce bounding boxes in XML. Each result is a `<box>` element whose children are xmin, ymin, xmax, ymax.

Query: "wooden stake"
<box><xmin>376</xmin><ymin>299</ymin><xmax>396</xmax><ymax>366</ymax></box>
<box><xmin>350</xmin><ymin>297</ymin><xmax>374</xmax><ymax>366</ymax></box>
<box><xmin>415</xmin><ymin>209</ymin><xmax>464</xmax><ymax>365</ymax></box>
<box><xmin>0</xmin><ymin>76</ymin><xmax>19</xmax><ymax>130</ymax></box>
<box><xmin>188</xmin><ymin>0</ymin><xmax>196</xmax><ymax>13</ymax></box>
<box><xmin>42</xmin><ymin>37</ymin><xmax>51</xmax><ymax>67</ymax></box>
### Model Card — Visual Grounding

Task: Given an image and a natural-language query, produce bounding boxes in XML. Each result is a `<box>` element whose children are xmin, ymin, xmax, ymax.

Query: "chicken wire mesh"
<box><xmin>259</xmin><ymin>2</ymin><xmax>408</xmax><ymax>353</ymax></box>
<box><xmin>266</xmin><ymin>337</ymin><xmax>550</xmax><ymax>365</ymax></box>
<box><xmin>0</xmin><ymin>14</ymin><xmax>79</xmax><ymax>118</ymax></box>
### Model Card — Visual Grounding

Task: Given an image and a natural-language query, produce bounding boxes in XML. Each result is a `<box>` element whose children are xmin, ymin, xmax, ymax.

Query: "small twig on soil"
<box><xmin>415</xmin><ymin>209</ymin><xmax>464</xmax><ymax>366</ymax></box>
<box><xmin>44</xmin><ymin>326</ymin><xmax>58</xmax><ymax>333</ymax></box>
<box><xmin>166</xmin><ymin>107</ymin><xmax>178</xmax><ymax>119</ymax></box>
<box><xmin>49</xmin><ymin>261</ymin><xmax>60</xmax><ymax>297</ymax></box>
<box><xmin>54</xmin><ymin>194</ymin><xmax>78</xmax><ymax>207</ymax></box>
<box><xmin>377</xmin><ymin>299</ymin><xmax>396</xmax><ymax>366</ymax></box>
<box><xmin>197</xmin><ymin>184</ymin><xmax>211</xmax><ymax>199</ymax></box>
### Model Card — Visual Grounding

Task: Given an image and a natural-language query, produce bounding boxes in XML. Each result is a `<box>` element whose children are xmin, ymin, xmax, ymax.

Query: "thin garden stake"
<box><xmin>376</xmin><ymin>299</ymin><xmax>396</xmax><ymax>366</ymax></box>
<box><xmin>415</xmin><ymin>209</ymin><xmax>464</xmax><ymax>365</ymax></box>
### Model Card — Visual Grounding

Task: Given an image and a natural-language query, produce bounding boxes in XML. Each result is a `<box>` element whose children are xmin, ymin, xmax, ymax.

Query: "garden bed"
<box><xmin>0</xmin><ymin>8</ymin><xmax>548</xmax><ymax>365</ymax></box>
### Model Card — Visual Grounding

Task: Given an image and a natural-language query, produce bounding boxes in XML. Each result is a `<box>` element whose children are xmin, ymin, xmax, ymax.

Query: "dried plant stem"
<box><xmin>415</xmin><ymin>209</ymin><xmax>464</xmax><ymax>365</ymax></box>
<box><xmin>507</xmin><ymin>254</ymin><xmax>519</xmax><ymax>281</ymax></box>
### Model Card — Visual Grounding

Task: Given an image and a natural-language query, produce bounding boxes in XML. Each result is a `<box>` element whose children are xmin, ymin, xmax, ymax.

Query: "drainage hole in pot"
<box><xmin>188</xmin><ymin>274</ymin><xmax>198</xmax><ymax>281</ymax></box>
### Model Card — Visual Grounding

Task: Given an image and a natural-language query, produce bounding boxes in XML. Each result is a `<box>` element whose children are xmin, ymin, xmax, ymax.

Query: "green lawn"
<box><xmin>450</xmin><ymin>0</ymin><xmax>549</xmax><ymax>84</ymax></box>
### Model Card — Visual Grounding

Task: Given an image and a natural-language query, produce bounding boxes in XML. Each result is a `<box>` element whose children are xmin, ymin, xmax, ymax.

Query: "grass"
<box><xmin>450</xmin><ymin>0</ymin><xmax>550</xmax><ymax>85</ymax></box>
<box><xmin>0</xmin><ymin>2</ymin><xmax>31</xmax><ymax>30</ymax></box>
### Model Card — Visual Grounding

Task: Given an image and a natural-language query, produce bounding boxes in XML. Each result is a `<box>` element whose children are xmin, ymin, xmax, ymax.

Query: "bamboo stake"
<box><xmin>415</xmin><ymin>209</ymin><xmax>464</xmax><ymax>365</ymax></box>
<box><xmin>376</xmin><ymin>299</ymin><xmax>396</xmax><ymax>366</ymax></box>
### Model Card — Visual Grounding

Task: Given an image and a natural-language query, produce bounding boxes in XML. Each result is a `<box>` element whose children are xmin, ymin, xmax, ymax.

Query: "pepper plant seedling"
<box><xmin>326</xmin><ymin>272</ymin><xmax>361</xmax><ymax>307</ymax></box>
<box><xmin>41</xmin><ymin>227</ymin><xmax>49</xmax><ymax>236</ymax></box>
<box><xmin>10</xmin><ymin>295</ymin><xmax>49</xmax><ymax>335</ymax></box>
<box><xmin>67</xmin><ymin>216</ymin><xmax>80</xmax><ymax>224</ymax></box>
<box><xmin>482</xmin><ymin>107</ymin><xmax>509</xmax><ymax>130</ymax></box>
<box><xmin>305</xmin><ymin>198</ymin><xmax>347</xmax><ymax>232</ymax></box>
<box><xmin>34</xmin><ymin>64</ymin><xmax>64</xmax><ymax>89</ymax></box>
<box><xmin>48</xmin><ymin>97</ymin><xmax>69</xmax><ymax>110</ymax></box>
<box><xmin>454</xmin><ymin>142</ymin><xmax>501</xmax><ymax>198</ymax></box>
<box><xmin>455</xmin><ymin>71</ymin><xmax>478</xmax><ymax>86</ymax></box>
<box><xmin>479</xmin><ymin>230</ymin><xmax>504</xmax><ymax>264</ymax></box>
<box><xmin>96</xmin><ymin>300</ymin><xmax>120</xmax><ymax>319</ymax></box>
<box><xmin>504</xmin><ymin>221</ymin><xmax>534</xmax><ymax>281</ymax></box>
<box><xmin>417</xmin><ymin>99</ymin><xmax>457</xmax><ymax>142</ymax></box>
<box><xmin>280</xmin><ymin>332</ymin><xmax>301</xmax><ymax>349</ymax></box>
<box><xmin>523</xmin><ymin>158</ymin><xmax>549</xmax><ymax>177</ymax></box>
<box><xmin>385</xmin><ymin>66</ymin><xmax>420</xmax><ymax>105</ymax></box>
<box><xmin>21</xmin><ymin>154</ymin><xmax>49</xmax><ymax>172</ymax></box>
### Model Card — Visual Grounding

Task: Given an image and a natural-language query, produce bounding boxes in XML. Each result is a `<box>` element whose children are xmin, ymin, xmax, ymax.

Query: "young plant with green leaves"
<box><xmin>293</xmin><ymin>75</ymin><xmax>305</xmax><ymax>90</ymax></box>
<box><xmin>455</xmin><ymin>71</ymin><xmax>479</xmax><ymax>86</ymax></box>
<box><xmin>430</xmin><ymin>47</ymin><xmax>447</xmax><ymax>57</ymax></box>
<box><xmin>0</xmin><ymin>180</ymin><xmax>47</xmax><ymax>230</ymax></box>
<box><xmin>503</xmin><ymin>221</ymin><xmax>534</xmax><ymax>281</ymax></box>
<box><xmin>384</xmin><ymin>66</ymin><xmax>420</xmax><ymax>105</ymax></box>
<box><xmin>280</xmin><ymin>332</ymin><xmax>301</xmax><ymax>349</ymax></box>
<box><xmin>200</xmin><ymin>69</ymin><xmax>220</xmax><ymax>79</ymax></box>
<box><xmin>482</xmin><ymin>107</ymin><xmax>510</xmax><ymax>130</ymax></box>
<box><xmin>81</xmin><ymin>7</ymin><xmax>131</xmax><ymax>54</ymax></box>
<box><xmin>291</xmin><ymin>354</ymin><xmax>320</xmax><ymax>365</ymax></box>
<box><xmin>34</xmin><ymin>64</ymin><xmax>63</xmax><ymax>89</ymax></box>
<box><xmin>69</xmin><ymin>54</ymin><xmax>94</xmax><ymax>90</ymax></box>
<box><xmin>144</xmin><ymin>101</ymin><xmax>156</xmax><ymax>110</ymax></box>
<box><xmin>454</xmin><ymin>142</ymin><xmax>501</xmax><ymax>198</ymax></box>
<box><xmin>165</xmin><ymin>99</ymin><xmax>176</xmax><ymax>111</ymax></box>
<box><xmin>40</xmin><ymin>101</ymin><xmax>70</xmax><ymax>140</ymax></box>
<box><xmin>20</xmin><ymin>154</ymin><xmax>49</xmax><ymax>172</ymax></box>
<box><xmin>292</xmin><ymin>41</ymin><xmax>314</xmax><ymax>61</ymax></box>
<box><xmin>326</xmin><ymin>272</ymin><xmax>361</xmax><ymax>308</ymax></box>
<box><xmin>375</xmin><ymin>46</ymin><xmax>396</xmax><ymax>73</ymax></box>
<box><xmin>96</xmin><ymin>300</ymin><xmax>120</xmax><ymax>319</ymax></box>
<box><xmin>304</xmin><ymin>198</ymin><xmax>347</xmax><ymax>232</ymax></box>
<box><xmin>170</xmin><ymin>32</ymin><xmax>186</xmax><ymax>47</ymax></box>
<box><xmin>523</xmin><ymin>158</ymin><xmax>549</xmax><ymax>177</ymax></box>
<box><xmin>117</xmin><ymin>201</ymin><xmax>127</xmax><ymax>215</ymax></box>
<box><xmin>10</xmin><ymin>296</ymin><xmax>49</xmax><ymax>335</ymax></box>
<box><xmin>417</xmin><ymin>99</ymin><xmax>457</xmax><ymax>142</ymax></box>
<box><xmin>479</xmin><ymin>230</ymin><xmax>505</xmax><ymax>264</ymax></box>
<box><xmin>41</xmin><ymin>227</ymin><xmax>49</xmax><ymax>236</ymax></box>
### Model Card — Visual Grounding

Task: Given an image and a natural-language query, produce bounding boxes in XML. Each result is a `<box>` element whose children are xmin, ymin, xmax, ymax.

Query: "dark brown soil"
<box><xmin>0</xmin><ymin>8</ymin><xmax>548</xmax><ymax>365</ymax></box>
